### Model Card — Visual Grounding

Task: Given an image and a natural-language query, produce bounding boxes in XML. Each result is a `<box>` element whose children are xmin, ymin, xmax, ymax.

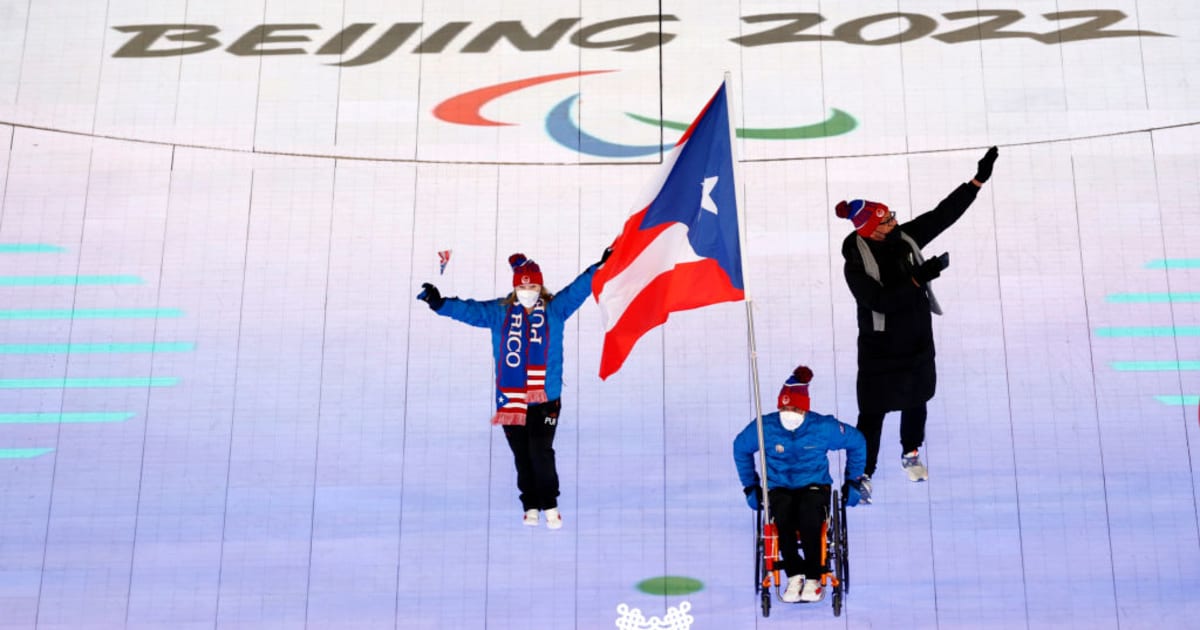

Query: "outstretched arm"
<box><xmin>433</xmin><ymin>296</ymin><xmax>505</xmax><ymax>329</ymax></box>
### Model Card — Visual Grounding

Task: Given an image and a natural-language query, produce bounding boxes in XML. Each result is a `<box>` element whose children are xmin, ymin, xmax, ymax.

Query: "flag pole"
<box><xmin>722</xmin><ymin>71</ymin><xmax>770</xmax><ymax>521</ymax></box>
<box><xmin>746</xmin><ymin>299</ymin><xmax>769</xmax><ymax>519</ymax></box>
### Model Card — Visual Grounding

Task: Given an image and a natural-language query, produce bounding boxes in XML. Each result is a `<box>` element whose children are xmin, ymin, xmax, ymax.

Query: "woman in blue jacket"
<box><xmin>417</xmin><ymin>251</ymin><xmax>607</xmax><ymax>530</ymax></box>
<box><xmin>734</xmin><ymin>366</ymin><xmax>870</xmax><ymax>603</ymax></box>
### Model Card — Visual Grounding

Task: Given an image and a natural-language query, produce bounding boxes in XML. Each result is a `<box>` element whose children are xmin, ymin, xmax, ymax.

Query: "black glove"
<box><xmin>743</xmin><ymin>484</ymin><xmax>762</xmax><ymax>510</ymax></box>
<box><xmin>913</xmin><ymin>252</ymin><xmax>949</xmax><ymax>284</ymax></box>
<box><xmin>599</xmin><ymin>246</ymin><xmax>613</xmax><ymax>266</ymax></box>
<box><xmin>416</xmin><ymin>282</ymin><xmax>444</xmax><ymax>311</ymax></box>
<box><xmin>974</xmin><ymin>146</ymin><xmax>999</xmax><ymax>183</ymax></box>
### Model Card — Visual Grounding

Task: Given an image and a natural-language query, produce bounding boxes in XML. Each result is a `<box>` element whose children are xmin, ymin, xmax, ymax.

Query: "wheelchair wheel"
<box><xmin>755</xmin><ymin>507</ymin><xmax>772</xmax><ymax>617</ymax></box>
<box><xmin>829</xmin><ymin>489</ymin><xmax>845</xmax><ymax>615</ymax></box>
<box><xmin>837</xmin><ymin>491</ymin><xmax>849</xmax><ymax>593</ymax></box>
<box><xmin>754</xmin><ymin>508</ymin><xmax>763</xmax><ymax>594</ymax></box>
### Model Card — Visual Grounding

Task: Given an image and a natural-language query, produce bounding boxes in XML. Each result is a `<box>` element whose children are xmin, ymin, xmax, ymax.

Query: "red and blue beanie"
<box><xmin>836</xmin><ymin>199</ymin><xmax>890</xmax><ymax>237</ymax></box>
<box><xmin>778</xmin><ymin>366</ymin><xmax>813</xmax><ymax>411</ymax></box>
<box><xmin>509</xmin><ymin>253</ymin><xmax>543</xmax><ymax>287</ymax></box>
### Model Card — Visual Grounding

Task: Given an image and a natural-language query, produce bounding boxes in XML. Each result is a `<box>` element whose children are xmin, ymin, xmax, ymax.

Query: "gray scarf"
<box><xmin>855</xmin><ymin>232</ymin><xmax>942</xmax><ymax>332</ymax></box>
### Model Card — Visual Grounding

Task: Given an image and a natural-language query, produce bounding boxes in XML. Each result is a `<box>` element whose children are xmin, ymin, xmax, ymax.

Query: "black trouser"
<box><xmin>769</xmin><ymin>485</ymin><xmax>831</xmax><ymax>579</ymax></box>
<box><xmin>501</xmin><ymin>399</ymin><xmax>560</xmax><ymax>511</ymax></box>
<box><xmin>856</xmin><ymin>403</ymin><xmax>927</xmax><ymax>477</ymax></box>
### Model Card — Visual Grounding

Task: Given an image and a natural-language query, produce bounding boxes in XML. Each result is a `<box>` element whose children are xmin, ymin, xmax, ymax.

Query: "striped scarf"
<box><xmin>492</xmin><ymin>299</ymin><xmax>550</xmax><ymax>426</ymax></box>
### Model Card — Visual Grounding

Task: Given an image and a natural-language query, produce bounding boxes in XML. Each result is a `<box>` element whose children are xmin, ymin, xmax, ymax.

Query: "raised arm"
<box><xmin>900</xmin><ymin>183</ymin><xmax>980</xmax><ymax>248</ymax></box>
<box><xmin>548</xmin><ymin>263</ymin><xmax>599</xmax><ymax>320</ymax></box>
<box><xmin>903</xmin><ymin>147</ymin><xmax>997</xmax><ymax>247</ymax></box>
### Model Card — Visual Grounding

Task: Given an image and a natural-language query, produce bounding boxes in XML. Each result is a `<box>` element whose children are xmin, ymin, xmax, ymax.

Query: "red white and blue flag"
<box><xmin>438</xmin><ymin>249</ymin><xmax>452</xmax><ymax>275</ymax></box>
<box><xmin>591</xmin><ymin>82</ymin><xmax>744</xmax><ymax>380</ymax></box>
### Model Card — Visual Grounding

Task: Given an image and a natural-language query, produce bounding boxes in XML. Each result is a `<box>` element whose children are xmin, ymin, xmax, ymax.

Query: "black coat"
<box><xmin>840</xmin><ymin>183</ymin><xmax>979</xmax><ymax>413</ymax></box>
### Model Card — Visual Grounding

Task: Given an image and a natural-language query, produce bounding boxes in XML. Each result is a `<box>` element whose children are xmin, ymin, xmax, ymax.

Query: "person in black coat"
<box><xmin>835</xmin><ymin>147</ymin><xmax>999</xmax><ymax>489</ymax></box>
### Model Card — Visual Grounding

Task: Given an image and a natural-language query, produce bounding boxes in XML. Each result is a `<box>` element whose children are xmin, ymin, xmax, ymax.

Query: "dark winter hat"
<box><xmin>509</xmin><ymin>253</ymin><xmax>543</xmax><ymax>287</ymax></box>
<box><xmin>836</xmin><ymin>199</ymin><xmax>890</xmax><ymax>237</ymax></box>
<box><xmin>777</xmin><ymin>366</ymin><xmax>813</xmax><ymax>412</ymax></box>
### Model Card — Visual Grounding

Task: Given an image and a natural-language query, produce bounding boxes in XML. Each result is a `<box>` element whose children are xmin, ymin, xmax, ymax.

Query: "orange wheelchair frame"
<box><xmin>754</xmin><ymin>488</ymin><xmax>849</xmax><ymax>617</ymax></box>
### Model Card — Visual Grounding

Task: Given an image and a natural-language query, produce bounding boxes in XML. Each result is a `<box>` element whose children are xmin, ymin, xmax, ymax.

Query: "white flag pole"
<box><xmin>722</xmin><ymin>72</ymin><xmax>770</xmax><ymax>521</ymax></box>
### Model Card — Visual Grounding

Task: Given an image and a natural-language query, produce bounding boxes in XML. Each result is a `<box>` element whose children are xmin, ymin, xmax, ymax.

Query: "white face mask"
<box><xmin>515</xmin><ymin>288</ymin><xmax>540</xmax><ymax>309</ymax></box>
<box><xmin>779</xmin><ymin>410</ymin><xmax>805</xmax><ymax>431</ymax></box>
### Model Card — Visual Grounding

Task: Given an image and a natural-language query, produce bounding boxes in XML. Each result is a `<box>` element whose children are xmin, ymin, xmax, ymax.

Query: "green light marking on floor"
<box><xmin>1155</xmin><ymin>395</ymin><xmax>1199</xmax><ymax>406</ymax></box>
<box><xmin>636</xmin><ymin>576</ymin><xmax>705</xmax><ymax>596</ymax></box>
<box><xmin>0</xmin><ymin>244</ymin><xmax>65</xmax><ymax>253</ymax></box>
<box><xmin>1111</xmin><ymin>361</ymin><xmax>1200</xmax><ymax>371</ymax></box>
<box><xmin>0</xmin><ymin>448</ymin><xmax>54</xmax><ymax>459</ymax></box>
<box><xmin>0</xmin><ymin>308</ymin><xmax>182</xmax><ymax>320</ymax></box>
<box><xmin>0</xmin><ymin>275</ymin><xmax>142</xmax><ymax>286</ymax></box>
<box><xmin>1106</xmin><ymin>293</ymin><xmax>1200</xmax><ymax>304</ymax></box>
<box><xmin>1094</xmin><ymin>327</ymin><xmax>1200</xmax><ymax>337</ymax></box>
<box><xmin>1145</xmin><ymin>259</ymin><xmax>1200</xmax><ymax>269</ymax></box>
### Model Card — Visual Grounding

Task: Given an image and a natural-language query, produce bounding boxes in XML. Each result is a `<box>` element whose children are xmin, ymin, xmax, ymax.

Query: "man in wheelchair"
<box><xmin>733</xmin><ymin>365</ymin><xmax>870</xmax><ymax>603</ymax></box>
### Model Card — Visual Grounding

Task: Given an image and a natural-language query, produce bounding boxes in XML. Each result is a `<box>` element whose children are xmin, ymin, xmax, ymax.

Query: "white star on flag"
<box><xmin>700</xmin><ymin>176</ymin><xmax>719</xmax><ymax>215</ymax></box>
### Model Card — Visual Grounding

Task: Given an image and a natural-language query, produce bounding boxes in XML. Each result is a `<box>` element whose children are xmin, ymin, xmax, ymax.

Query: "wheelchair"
<box><xmin>754</xmin><ymin>486</ymin><xmax>849</xmax><ymax>617</ymax></box>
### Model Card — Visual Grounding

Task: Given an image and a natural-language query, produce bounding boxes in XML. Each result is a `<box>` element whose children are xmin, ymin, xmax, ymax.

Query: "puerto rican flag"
<box><xmin>592</xmin><ymin>82</ymin><xmax>744</xmax><ymax>380</ymax></box>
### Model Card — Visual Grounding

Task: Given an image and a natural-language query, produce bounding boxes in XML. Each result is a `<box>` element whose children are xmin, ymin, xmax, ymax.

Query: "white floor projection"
<box><xmin>0</xmin><ymin>1</ymin><xmax>1197</xmax><ymax>629</ymax></box>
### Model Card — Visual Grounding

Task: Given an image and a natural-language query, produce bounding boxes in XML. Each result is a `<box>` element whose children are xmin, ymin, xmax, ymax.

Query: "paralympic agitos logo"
<box><xmin>432</xmin><ymin>70</ymin><xmax>857</xmax><ymax>158</ymax></box>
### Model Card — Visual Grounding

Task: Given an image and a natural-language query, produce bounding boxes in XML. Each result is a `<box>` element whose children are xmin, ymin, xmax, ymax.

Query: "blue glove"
<box><xmin>743</xmin><ymin>485</ymin><xmax>762</xmax><ymax>510</ymax></box>
<box><xmin>846</xmin><ymin>484</ymin><xmax>862</xmax><ymax>507</ymax></box>
<box><xmin>845</xmin><ymin>477</ymin><xmax>871</xmax><ymax>507</ymax></box>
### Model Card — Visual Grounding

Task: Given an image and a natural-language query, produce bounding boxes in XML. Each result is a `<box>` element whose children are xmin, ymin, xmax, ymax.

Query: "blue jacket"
<box><xmin>434</xmin><ymin>264</ymin><xmax>597</xmax><ymax>401</ymax></box>
<box><xmin>733</xmin><ymin>410</ymin><xmax>867</xmax><ymax>490</ymax></box>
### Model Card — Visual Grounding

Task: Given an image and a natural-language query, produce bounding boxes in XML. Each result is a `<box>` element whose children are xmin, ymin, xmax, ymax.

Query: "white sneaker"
<box><xmin>902</xmin><ymin>450</ymin><xmax>928</xmax><ymax>482</ymax></box>
<box><xmin>544</xmin><ymin>507</ymin><xmax>563</xmax><ymax>530</ymax></box>
<box><xmin>799</xmin><ymin>578</ymin><xmax>824</xmax><ymax>603</ymax></box>
<box><xmin>781</xmin><ymin>575</ymin><xmax>804</xmax><ymax>603</ymax></box>
<box><xmin>522</xmin><ymin>509</ymin><xmax>539</xmax><ymax>526</ymax></box>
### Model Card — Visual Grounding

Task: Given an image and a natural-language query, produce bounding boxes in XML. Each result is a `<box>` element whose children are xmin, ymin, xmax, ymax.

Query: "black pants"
<box><xmin>770</xmin><ymin>485</ymin><xmax>831</xmax><ymax>579</ymax></box>
<box><xmin>501</xmin><ymin>399</ymin><xmax>560</xmax><ymax>511</ymax></box>
<box><xmin>856</xmin><ymin>403</ymin><xmax>927</xmax><ymax>477</ymax></box>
